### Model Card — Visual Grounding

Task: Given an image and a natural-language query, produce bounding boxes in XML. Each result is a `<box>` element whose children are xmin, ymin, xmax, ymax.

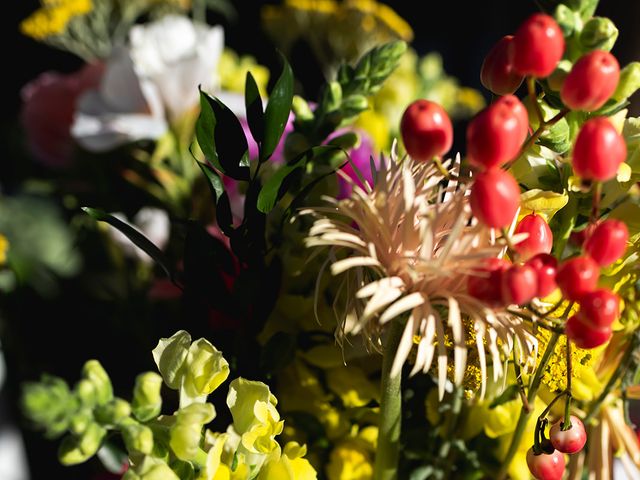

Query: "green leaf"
<box><xmin>489</xmin><ymin>385</ymin><xmax>519</xmax><ymax>408</ymax></box>
<box><xmin>194</xmin><ymin>158</ymin><xmax>225</xmax><ymax>203</ymax></box>
<box><xmin>97</xmin><ymin>442</ymin><xmax>128</xmax><ymax>474</ymax></box>
<box><xmin>82</xmin><ymin>208</ymin><xmax>175</xmax><ymax>282</ymax></box>
<box><xmin>197</xmin><ymin>88</ymin><xmax>250</xmax><ymax>181</ymax></box>
<box><xmin>262</xmin><ymin>53</ymin><xmax>294</xmax><ymax>162</ymax></box>
<box><xmin>245</xmin><ymin>72</ymin><xmax>264</xmax><ymax>147</ymax></box>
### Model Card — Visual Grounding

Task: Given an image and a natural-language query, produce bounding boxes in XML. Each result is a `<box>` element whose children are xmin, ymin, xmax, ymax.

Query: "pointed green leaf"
<box><xmin>262</xmin><ymin>53</ymin><xmax>294</xmax><ymax>162</ymax></box>
<box><xmin>245</xmin><ymin>72</ymin><xmax>264</xmax><ymax>147</ymax></box>
<box><xmin>82</xmin><ymin>208</ymin><xmax>175</xmax><ymax>282</ymax></box>
<box><xmin>194</xmin><ymin>158</ymin><xmax>225</xmax><ymax>203</ymax></box>
<box><xmin>196</xmin><ymin>90</ymin><xmax>222</xmax><ymax>172</ymax></box>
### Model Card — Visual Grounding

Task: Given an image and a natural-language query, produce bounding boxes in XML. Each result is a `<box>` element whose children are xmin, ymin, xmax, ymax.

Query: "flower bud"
<box><xmin>613</xmin><ymin>62</ymin><xmax>640</xmax><ymax>102</ymax></box>
<box><xmin>323</xmin><ymin>81</ymin><xmax>342</xmax><ymax>111</ymax></box>
<box><xmin>22</xmin><ymin>375</ymin><xmax>76</xmax><ymax>437</ymax></box>
<box><xmin>121</xmin><ymin>418</ymin><xmax>154</xmax><ymax>455</ymax></box>
<box><xmin>292</xmin><ymin>95</ymin><xmax>314</xmax><ymax>121</ymax></box>
<box><xmin>58</xmin><ymin>422</ymin><xmax>107</xmax><ymax>465</ymax></box>
<box><xmin>170</xmin><ymin>402</ymin><xmax>216</xmax><ymax>461</ymax></box>
<box><xmin>341</xmin><ymin>95</ymin><xmax>370</xmax><ymax>118</ymax></box>
<box><xmin>182</xmin><ymin>339</ymin><xmax>230</xmax><ymax>405</ymax></box>
<box><xmin>82</xmin><ymin>360</ymin><xmax>113</xmax><ymax>406</ymax></box>
<box><xmin>554</xmin><ymin>4</ymin><xmax>576</xmax><ymax>36</ymax></box>
<box><xmin>76</xmin><ymin>379</ymin><xmax>98</xmax><ymax>407</ymax></box>
<box><xmin>580</xmin><ymin>17</ymin><xmax>619</xmax><ymax>52</ymax></box>
<box><xmin>132</xmin><ymin>372</ymin><xmax>163</xmax><ymax>422</ymax></box>
<box><xmin>152</xmin><ymin>330</ymin><xmax>191</xmax><ymax>390</ymax></box>
<box><xmin>95</xmin><ymin>398</ymin><xmax>132</xmax><ymax>426</ymax></box>
<box><xmin>122</xmin><ymin>456</ymin><xmax>180</xmax><ymax>480</ymax></box>
<box><xmin>69</xmin><ymin>409</ymin><xmax>93</xmax><ymax>436</ymax></box>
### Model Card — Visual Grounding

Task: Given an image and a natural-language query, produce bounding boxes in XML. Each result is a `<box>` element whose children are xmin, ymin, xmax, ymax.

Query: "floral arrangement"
<box><xmin>5</xmin><ymin>0</ymin><xmax>640</xmax><ymax>479</ymax></box>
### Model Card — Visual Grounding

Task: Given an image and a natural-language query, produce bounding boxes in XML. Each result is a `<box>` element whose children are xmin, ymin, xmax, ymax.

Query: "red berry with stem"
<box><xmin>514</xmin><ymin>213</ymin><xmax>553</xmax><ymax>260</ymax></box>
<box><xmin>526</xmin><ymin>253</ymin><xmax>558</xmax><ymax>298</ymax></box>
<box><xmin>549</xmin><ymin>416</ymin><xmax>587</xmax><ymax>454</ymax></box>
<box><xmin>555</xmin><ymin>256</ymin><xmax>600</xmax><ymax>301</ymax></box>
<box><xmin>470</xmin><ymin>169</ymin><xmax>521</xmax><ymax>228</ymax></box>
<box><xmin>512</xmin><ymin>13</ymin><xmax>565</xmax><ymax>78</ymax></box>
<box><xmin>400</xmin><ymin>100</ymin><xmax>453</xmax><ymax>162</ymax></box>
<box><xmin>561</xmin><ymin>50</ymin><xmax>620</xmax><ymax>111</ymax></box>
<box><xmin>526</xmin><ymin>447</ymin><xmax>566</xmax><ymax>480</ymax></box>
<box><xmin>467</xmin><ymin>95</ymin><xmax>529</xmax><ymax>169</ymax></box>
<box><xmin>572</xmin><ymin>117</ymin><xmax>627</xmax><ymax>181</ymax></box>
<box><xmin>481</xmin><ymin>35</ymin><xmax>525</xmax><ymax>95</ymax></box>
<box><xmin>584</xmin><ymin>219</ymin><xmax>629</xmax><ymax>266</ymax></box>
<box><xmin>577</xmin><ymin>289</ymin><xmax>620</xmax><ymax>328</ymax></box>
<box><xmin>501</xmin><ymin>264</ymin><xmax>538</xmax><ymax>305</ymax></box>
<box><xmin>468</xmin><ymin>258</ymin><xmax>510</xmax><ymax>307</ymax></box>
<box><xmin>565</xmin><ymin>315</ymin><xmax>612</xmax><ymax>349</ymax></box>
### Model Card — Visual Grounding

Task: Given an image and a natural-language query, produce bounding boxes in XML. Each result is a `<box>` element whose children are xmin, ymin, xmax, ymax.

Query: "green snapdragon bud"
<box><xmin>341</xmin><ymin>95</ymin><xmax>369</xmax><ymax>118</ymax></box>
<box><xmin>21</xmin><ymin>375</ymin><xmax>76</xmax><ymax>437</ymax></box>
<box><xmin>76</xmin><ymin>379</ymin><xmax>97</xmax><ymax>407</ymax></box>
<box><xmin>95</xmin><ymin>398</ymin><xmax>132</xmax><ymax>426</ymax></box>
<box><xmin>292</xmin><ymin>96</ymin><xmax>314</xmax><ymax>122</ymax></box>
<box><xmin>152</xmin><ymin>331</ymin><xmax>191</xmax><ymax>390</ymax></box>
<box><xmin>82</xmin><ymin>360</ymin><xmax>113</xmax><ymax>405</ymax></box>
<box><xmin>181</xmin><ymin>339</ymin><xmax>230</xmax><ymax>405</ymax></box>
<box><xmin>361</xmin><ymin>40</ymin><xmax>407</xmax><ymax>94</ymax></box>
<box><xmin>323</xmin><ymin>82</ymin><xmax>343</xmax><ymax>112</ymax></box>
<box><xmin>58</xmin><ymin>422</ymin><xmax>106</xmax><ymax>465</ymax></box>
<box><xmin>170</xmin><ymin>403</ymin><xmax>215</xmax><ymax>461</ymax></box>
<box><xmin>121</xmin><ymin>418</ymin><xmax>154</xmax><ymax>455</ymax></box>
<box><xmin>132</xmin><ymin>372</ymin><xmax>163</xmax><ymax>422</ymax></box>
<box><xmin>580</xmin><ymin>17</ymin><xmax>619</xmax><ymax>52</ymax></box>
<box><xmin>613</xmin><ymin>62</ymin><xmax>640</xmax><ymax>102</ymax></box>
<box><xmin>554</xmin><ymin>5</ymin><xmax>576</xmax><ymax>36</ymax></box>
<box><xmin>69</xmin><ymin>409</ymin><xmax>93</xmax><ymax>436</ymax></box>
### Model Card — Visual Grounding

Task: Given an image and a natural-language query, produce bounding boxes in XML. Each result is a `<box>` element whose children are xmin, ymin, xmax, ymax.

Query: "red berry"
<box><xmin>512</xmin><ymin>14</ymin><xmax>565</xmax><ymax>78</ymax></box>
<box><xmin>526</xmin><ymin>253</ymin><xmax>558</xmax><ymax>298</ymax></box>
<box><xmin>526</xmin><ymin>447</ymin><xmax>566</xmax><ymax>480</ymax></box>
<box><xmin>514</xmin><ymin>214</ymin><xmax>553</xmax><ymax>260</ymax></box>
<box><xmin>400</xmin><ymin>100</ymin><xmax>453</xmax><ymax>161</ymax></box>
<box><xmin>501</xmin><ymin>264</ymin><xmax>538</xmax><ymax>305</ymax></box>
<box><xmin>583</xmin><ymin>219</ymin><xmax>629</xmax><ymax>266</ymax></box>
<box><xmin>481</xmin><ymin>35</ymin><xmax>525</xmax><ymax>95</ymax></box>
<box><xmin>555</xmin><ymin>256</ymin><xmax>600</xmax><ymax>301</ymax></box>
<box><xmin>468</xmin><ymin>258</ymin><xmax>510</xmax><ymax>307</ymax></box>
<box><xmin>467</xmin><ymin>95</ymin><xmax>529</xmax><ymax>169</ymax></box>
<box><xmin>572</xmin><ymin>117</ymin><xmax>627</xmax><ymax>181</ymax></box>
<box><xmin>549</xmin><ymin>416</ymin><xmax>587</xmax><ymax>454</ymax></box>
<box><xmin>561</xmin><ymin>50</ymin><xmax>620</xmax><ymax>111</ymax></box>
<box><xmin>470</xmin><ymin>169</ymin><xmax>521</xmax><ymax>228</ymax></box>
<box><xmin>569</xmin><ymin>223</ymin><xmax>597</xmax><ymax>248</ymax></box>
<box><xmin>565</xmin><ymin>315</ymin><xmax>612</xmax><ymax>349</ymax></box>
<box><xmin>577</xmin><ymin>289</ymin><xmax>620</xmax><ymax>328</ymax></box>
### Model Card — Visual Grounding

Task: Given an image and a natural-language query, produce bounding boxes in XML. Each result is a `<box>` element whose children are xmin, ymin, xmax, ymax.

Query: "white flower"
<box><xmin>108</xmin><ymin>208</ymin><xmax>170</xmax><ymax>263</ymax></box>
<box><xmin>72</xmin><ymin>15</ymin><xmax>224</xmax><ymax>152</ymax></box>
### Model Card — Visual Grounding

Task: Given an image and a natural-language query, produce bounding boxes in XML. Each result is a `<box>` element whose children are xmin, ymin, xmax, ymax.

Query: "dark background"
<box><xmin>2</xmin><ymin>1</ymin><xmax>640</xmax><ymax>479</ymax></box>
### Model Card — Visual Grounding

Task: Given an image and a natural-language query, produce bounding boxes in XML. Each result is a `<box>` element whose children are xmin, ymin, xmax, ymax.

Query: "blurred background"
<box><xmin>2</xmin><ymin>1</ymin><xmax>640</xmax><ymax>479</ymax></box>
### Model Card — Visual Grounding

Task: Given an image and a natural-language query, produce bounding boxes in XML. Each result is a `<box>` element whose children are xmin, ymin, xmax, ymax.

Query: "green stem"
<box><xmin>374</xmin><ymin>320</ymin><xmax>404</xmax><ymax>480</ymax></box>
<box><xmin>528</xmin><ymin>76</ymin><xmax>545</xmax><ymax>126</ymax></box>
<box><xmin>563</xmin><ymin>339</ymin><xmax>573</xmax><ymax>430</ymax></box>
<box><xmin>497</xmin><ymin>331</ymin><xmax>562</xmax><ymax>479</ymax></box>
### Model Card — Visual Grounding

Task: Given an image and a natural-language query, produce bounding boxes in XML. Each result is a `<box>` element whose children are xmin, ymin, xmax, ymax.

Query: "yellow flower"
<box><xmin>326</xmin><ymin>439</ymin><xmax>373</xmax><ymax>480</ymax></box>
<box><xmin>326</xmin><ymin>366</ymin><xmax>379</xmax><ymax>408</ymax></box>
<box><xmin>21</xmin><ymin>0</ymin><xmax>92</xmax><ymax>40</ymax></box>
<box><xmin>218</xmin><ymin>49</ymin><xmax>271</xmax><ymax>98</ymax></box>
<box><xmin>257</xmin><ymin>442</ymin><xmax>317</xmax><ymax>480</ymax></box>
<box><xmin>0</xmin><ymin>235</ymin><xmax>8</xmax><ymax>265</ymax></box>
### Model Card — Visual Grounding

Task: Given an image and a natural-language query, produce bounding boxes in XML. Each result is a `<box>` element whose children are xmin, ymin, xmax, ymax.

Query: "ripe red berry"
<box><xmin>578</xmin><ymin>289</ymin><xmax>620</xmax><ymax>329</ymax></box>
<box><xmin>549</xmin><ymin>416</ymin><xmax>587</xmax><ymax>454</ymax></box>
<box><xmin>512</xmin><ymin>14</ymin><xmax>565</xmax><ymax>78</ymax></box>
<box><xmin>481</xmin><ymin>35</ymin><xmax>525</xmax><ymax>95</ymax></box>
<box><xmin>526</xmin><ymin>447</ymin><xmax>566</xmax><ymax>480</ymax></box>
<box><xmin>468</xmin><ymin>258</ymin><xmax>510</xmax><ymax>307</ymax></box>
<box><xmin>572</xmin><ymin>117</ymin><xmax>627</xmax><ymax>181</ymax></box>
<box><xmin>561</xmin><ymin>50</ymin><xmax>620</xmax><ymax>111</ymax></box>
<box><xmin>470</xmin><ymin>169</ymin><xmax>521</xmax><ymax>228</ymax></box>
<box><xmin>400</xmin><ymin>100</ymin><xmax>453</xmax><ymax>161</ymax></box>
<box><xmin>583</xmin><ymin>219</ymin><xmax>629</xmax><ymax>266</ymax></box>
<box><xmin>555</xmin><ymin>256</ymin><xmax>600</xmax><ymax>301</ymax></box>
<box><xmin>569</xmin><ymin>223</ymin><xmax>597</xmax><ymax>248</ymax></box>
<box><xmin>467</xmin><ymin>95</ymin><xmax>529</xmax><ymax>169</ymax></box>
<box><xmin>514</xmin><ymin>214</ymin><xmax>553</xmax><ymax>260</ymax></box>
<box><xmin>565</xmin><ymin>315</ymin><xmax>612</xmax><ymax>349</ymax></box>
<box><xmin>501</xmin><ymin>264</ymin><xmax>538</xmax><ymax>305</ymax></box>
<box><xmin>526</xmin><ymin>253</ymin><xmax>558</xmax><ymax>298</ymax></box>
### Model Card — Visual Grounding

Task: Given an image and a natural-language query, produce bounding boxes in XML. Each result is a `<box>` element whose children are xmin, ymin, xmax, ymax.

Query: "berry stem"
<box><xmin>527</xmin><ymin>76</ymin><xmax>545</xmax><ymax>126</ymax></box>
<box><xmin>590</xmin><ymin>181</ymin><xmax>602</xmax><ymax>223</ymax></box>
<box><xmin>514</xmin><ymin>347</ymin><xmax>532</xmax><ymax>413</ymax></box>
<box><xmin>508</xmin><ymin>108</ymin><xmax>569</xmax><ymax>169</ymax></box>
<box><xmin>563</xmin><ymin>338</ymin><xmax>573</xmax><ymax>431</ymax></box>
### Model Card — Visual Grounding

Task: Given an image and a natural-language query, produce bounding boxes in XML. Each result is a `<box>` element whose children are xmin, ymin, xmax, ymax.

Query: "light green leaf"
<box><xmin>519</xmin><ymin>189</ymin><xmax>569</xmax><ymax>222</ymax></box>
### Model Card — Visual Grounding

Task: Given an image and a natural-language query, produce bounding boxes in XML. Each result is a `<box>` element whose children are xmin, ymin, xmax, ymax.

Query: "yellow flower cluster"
<box><xmin>21</xmin><ymin>0</ymin><xmax>93</xmax><ymax>40</ymax></box>
<box><xmin>0</xmin><ymin>235</ymin><xmax>8</xmax><ymax>266</ymax></box>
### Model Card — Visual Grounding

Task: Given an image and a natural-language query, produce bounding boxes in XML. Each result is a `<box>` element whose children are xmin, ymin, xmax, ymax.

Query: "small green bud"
<box><xmin>69</xmin><ymin>409</ymin><xmax>93</xmax><ymax>436</ymax></box>
<box><xmin>322</xmin><ymin>82</ymin><xmax>342</xmax><ymax>112</ymax></box>
<box><xmin>580</xmin><ymin>17</ymin><xmax>619</xmax><ymax>52</ymax></box>
<box><xmin>613</xmin><ymin>62</ymin><xmax>640</xmax><ymax>102</ymax></box>
<box><xmin>121</xmin><ymin>418</ymin><xmax>154</xmax><ymax>455</ymax></box>
<box><xmin>291</xmin><ymin>96</ymin><xmax>314</xmax><ymax>122</ymax></box>
<box><xmin>79</xmin><ymin>422</ymin><xmax>107</xmax><ymax>458</ymax></box>
<box><xmin>170</xmin><ymin>403</ymin><xmax>215</xmax><ymax>461</ymax></box>
<box><xmin>76</xmin><ymin>379</ymin><xmax>97</xmax><ymax>407</ymax></box>
<box><xmin>132</xmin><ymin>372</ymin><xmax>163</xmax><ymax>422</ymax></box>
<box><xmin>82</xmin><ymin>360</ymin><xmax>113</xmax><ymax>405</ymax></box>
<box><xmin>326</xmin><ymin>131</ymin><xmax>360</xmax><ymax>151</ymax></box>
<box><xmin>554</xmin><ymin>5</ymin><xmax>576</xmax><ymax>36</ymax></box>
<box><xmin>58</xmin><ymin>423</ymin><xmax>106</xmax><ymax>465</ymax></box>
<box><xmin>341</xmin><ymin>95</ymin><xmax>369</xmax><ymax>118</ymax></box>
<box><xmin>21</xmin><ymin>375</ymin><xmax>76</xmax><ymax>437</ymax></box>
<box><xmin>95</xmin><ymin>398</ymin><xmax>132</xmax><ymax>426</ymax></box>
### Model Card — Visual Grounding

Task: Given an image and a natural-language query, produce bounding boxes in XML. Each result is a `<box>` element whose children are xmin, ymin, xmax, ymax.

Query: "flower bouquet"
<box><xmin>4</xmin><ymin>0</ymin><xmax>640</xmax><ymax>479</ymax></box>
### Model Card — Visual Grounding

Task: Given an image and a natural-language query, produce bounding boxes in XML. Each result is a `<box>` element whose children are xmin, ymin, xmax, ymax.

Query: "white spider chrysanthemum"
<box><xmin>302</xmin><ymin>151</ymin><xmax>537</xmax><ymax>399</ymax></box>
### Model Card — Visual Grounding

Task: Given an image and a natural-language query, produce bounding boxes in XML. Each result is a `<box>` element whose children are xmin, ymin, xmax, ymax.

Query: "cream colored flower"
<box><xmin>302</xmin><ymin>152</ymin><xmax>536</xmax><ymax>398</ymax></box>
